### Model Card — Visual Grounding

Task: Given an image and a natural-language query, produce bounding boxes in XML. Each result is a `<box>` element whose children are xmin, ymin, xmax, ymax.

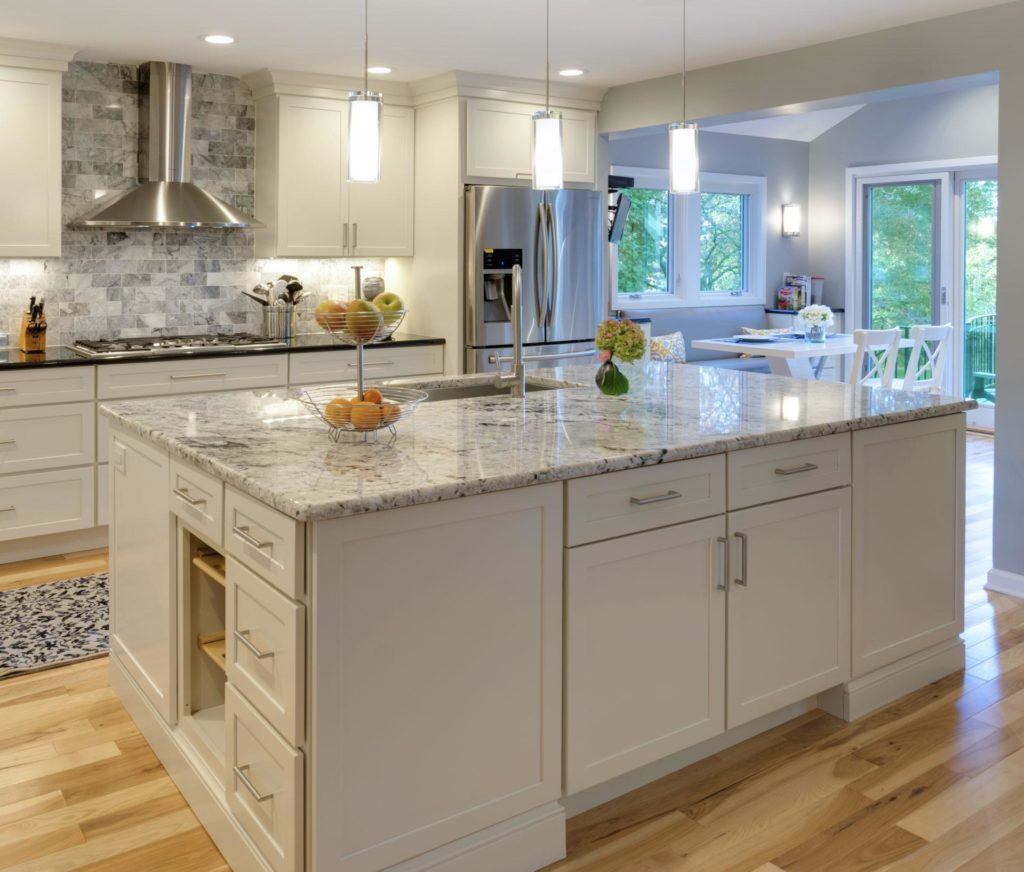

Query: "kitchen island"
<box><xmin>100</xmin><ymin>363</ymin><xmax>973</xmax><ymax>872</ymax></box>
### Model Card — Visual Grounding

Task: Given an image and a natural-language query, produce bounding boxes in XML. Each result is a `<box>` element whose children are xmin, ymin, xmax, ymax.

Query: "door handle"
<box><xmin>169</xmin><ymin>372</ymin><xmax>227</xmax><ymax>381</ymax></box>
<box><xmin>534</xmin><ymin>203</ymin><xmax>547</xmax><ymax>331</ymax></box>
<box><xmin>343</xmin><ymin>223</ymin><xmax>349</xmax><ymax>250</ymax></box>
<box><xmin>234</xmin><ymin>764</ymin><xmax>274</xmax><ymax>802</ymax></box>
<box><xmin>172</xmin><ymin>487</ymin><xmax>207</xmax><ymax>507</ymax></box>
<box><xmin>716</xmin><ymin>536</ymin><xmax>728</xmax><ymax>591</ymax></box>
<box><xmin>546</xmin><ymin>201</ymin><xmax>558</xmax><ymax>328</ymax></box>
<box><xmin>733</xmin><ymin>531</ymin><xmax>748</xmax><ymax>586</ymax></box>
<box><xmin>0</xmin><ymin>438</ymin><xmax>15</xmax><ymax>447</ymax></box>
<box><xmin>774</xmin><ymin>462</ymin><xmax>819</xmax><ymax>476</ymax></box>
<box><xmin>629</xmin><ymin>490</ymin><xmax>682</xmax><ymax>506</ymax></box>
<box><xmin>353</xmin><ymin>222</ymin><xmax>358</xmax><ymax>249</ymax></box>
<box><xmin>234</xmin><ymin>629</ymin><xmax>275</xmax><ymax>660</ymax></box>
<box><xmin>232</xmin><ymin>525</ymin><xmax>272</xmax><ymax>550</ymax></box>
<box><xmin>347</xmin><ymin>360</ymin><xmax>394</xmax><ymax>368</ymax></box>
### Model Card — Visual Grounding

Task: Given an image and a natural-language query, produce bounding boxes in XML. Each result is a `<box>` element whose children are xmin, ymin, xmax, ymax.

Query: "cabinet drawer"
<box><xmin>727</xmin><ymin>433</ymin><xmax>851</xmax><ymax>510</ymax></box>
<box><xmin>0</xmin><ymin>366</ymin><xmax>94</xmax><ymax>408</ymax></box>
<box><xmin>0</xmin><ymin>465</ymin><xmax>95</xmax><ymax>541</ymax></box>
<box><xmin>170</xmin><ymin>459</ymin><xmax>224</xmax><ymax>547</ymax></box>
<box><xmin>226</xmin><ymin>684</ymin><xmax>304</xmax><ymax>872</ymax></box>
<box><xmin>287</xmin><ymin>344</ymin><xmax>444</xmax><ymax>386</ymax></box>
<box><xmin>97</xmin><ymin>355</ymin><xmax>288</xmax><ymax>400</ymax></box>
<box><xmin>227</xmin><ymin>558</ymin><xmax>305</xmax><ymax>745</ymax></box>
<box><xmin>225</xmin><ymin>487</ymin><xmax>304</xmax><ymax>599</ymax></box>
<box><xmin>0</xmin><ymin>401</ymin><xmax>94</xmax><ymax>473</ymax></box>
<box><xmin>566</xmin><ymin>454</ymin><xmax>725</xmax><ymax>546</ymax></box>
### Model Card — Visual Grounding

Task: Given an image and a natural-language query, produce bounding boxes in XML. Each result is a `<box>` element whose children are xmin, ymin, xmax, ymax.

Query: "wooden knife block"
<box><xmin>18</xmin><ymin>312</ymin><xmax>46</xmax><ymax>353</ymax></box>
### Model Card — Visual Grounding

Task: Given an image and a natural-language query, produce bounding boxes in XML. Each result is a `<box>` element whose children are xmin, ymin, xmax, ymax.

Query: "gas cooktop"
<box><xmin>73</xmin><ymin>333</ymin><xmax>286</xmax><ymax>359</ymax></box>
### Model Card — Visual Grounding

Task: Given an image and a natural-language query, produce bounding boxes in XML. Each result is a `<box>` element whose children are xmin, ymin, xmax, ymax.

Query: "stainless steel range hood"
<box><xmin>74</xmin><ymin>62</ymin><xmax>262</xmax><ymax>229</ymax></box>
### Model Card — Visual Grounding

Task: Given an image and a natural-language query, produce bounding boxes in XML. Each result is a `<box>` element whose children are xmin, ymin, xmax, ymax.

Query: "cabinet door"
<box><xmin>727</xmin><ymin>488</ymin><xmax>851</xmax><ymax>729</ymax></box>
<box><xmin>349</xmin><ymin>104</ymin><xmax>414</xmax><ymax>256</ymax></box>
<box><xmin>852</xmin><ymin>416</ymin><xmax>964</xmax><ymax>676</ymax></box>
<box><xmin>465</xmin><ymin>98</ymin><xmax>596</xmax><ymax>184</ymax></box>
<box><xmin>565</xmin><ymin>516</ymin><xmax>726</xmax><ymax>793</ymax></box>
<box><xmin>0</xmin><ymin>66</ymin><xmax>61</xmax><ymax>256</ymax></box>
<box><xmin>109</xmin><ymin>429</ymin><xmax>176</xmax><ymax>724</ymax></box>
<box><xmin>277</xmin><ymin>95</ymin><xmax>349</xmax><ymax>256</ymax></box>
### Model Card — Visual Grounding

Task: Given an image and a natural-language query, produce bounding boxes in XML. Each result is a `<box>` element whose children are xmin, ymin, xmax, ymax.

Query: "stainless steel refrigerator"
<box><xmin>464</xmin><ymin>185</ymin><xmax>605</xmax><ymax>373</ymax></box>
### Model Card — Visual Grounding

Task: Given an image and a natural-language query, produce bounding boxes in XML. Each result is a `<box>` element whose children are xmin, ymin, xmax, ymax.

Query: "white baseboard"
<box><xmin>817</xmin><ymin>637</ymin><xmax>965</xmax><ymax>722</ymax></box>
<box><xmin>1</xmin><ymin>526</ymin><xmax>107</xmax><ymax>564</ymax></box>
<box><xmin>986</xmin><ymin>567</ymin><xmax>1024</xmax><ymax>599</ymax></box>
<box><xmin>388</xmin><ymin>803</ymin><xmax>565</xmax><ymax>872</ymax></box>
<box><xmin>109</xmin><ymin>655</ymin><xmax>272</xmax><ymax>872</ymax></box>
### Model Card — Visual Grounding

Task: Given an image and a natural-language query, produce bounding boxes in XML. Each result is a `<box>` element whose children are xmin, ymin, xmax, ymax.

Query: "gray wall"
<box><xmin>608</xmin><ymin>129</ymin><xmax>810</xmax><ymax>300</ymax></box>
<box><xmin>0</xmin><ymin>61</ymin><xmax>378</xmax><ymax>347</ymax></box>
<box><xmin>809</xmin><ymin>84</ymin><xmax>998</xmax><ymax>308</ymax></box>
<box><xmin>600</xmin><ymin>1</ymin><xmax>1024</xmax><ymax>585</ymax></box>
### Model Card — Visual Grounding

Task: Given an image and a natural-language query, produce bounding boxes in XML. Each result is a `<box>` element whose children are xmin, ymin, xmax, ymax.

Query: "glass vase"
<box><xmin>805</xmin><ymin>323</ymin><xmax>827</xmax><ymax>344</ymax></box>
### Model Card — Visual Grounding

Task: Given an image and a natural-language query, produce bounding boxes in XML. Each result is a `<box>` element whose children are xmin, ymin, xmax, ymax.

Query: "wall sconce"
<box><xmin>782</xmin><ymin>203</ymin><xmax>802</xmax><ymax>237</ymax></box>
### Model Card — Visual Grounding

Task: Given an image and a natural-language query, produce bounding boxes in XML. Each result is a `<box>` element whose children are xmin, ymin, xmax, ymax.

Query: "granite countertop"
<box><xmin>99</xmin><ymin>363</ymin><xmax>976</xmax><ymax>523</ymax></box>
<box><xmin>0</xmin><ymin>332</ymin><xmax>444</xmax><ymax>370</ymax></box>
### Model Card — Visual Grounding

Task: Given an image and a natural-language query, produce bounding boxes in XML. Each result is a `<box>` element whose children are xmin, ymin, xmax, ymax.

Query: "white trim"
<box><xmin>986</xmin><ymin>567</ymin><xmax>1024</xmax><ymax>598</ymax></box>
<box><xmin>0</xmin><ymin>37</ymin><xmax>79</xmax><ymax>71</ymax></box>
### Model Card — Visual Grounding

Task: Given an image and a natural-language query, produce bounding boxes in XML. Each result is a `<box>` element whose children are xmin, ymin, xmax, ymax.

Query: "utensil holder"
<box><xmin>264</xmin><ymin>305</ymin><xmax>296</xmax><ymax>341</ymax></box>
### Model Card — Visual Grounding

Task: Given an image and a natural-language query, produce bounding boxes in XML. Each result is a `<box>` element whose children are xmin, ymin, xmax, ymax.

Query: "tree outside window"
<box><xmin>700</xmin><ymin>193</ymin><xmax>746</xmax><ymax>293</ymax></box>
<box><xmin>616</xmin><ymin>188</ymin><xmax>669</xmax><ymax>295</ymax></box>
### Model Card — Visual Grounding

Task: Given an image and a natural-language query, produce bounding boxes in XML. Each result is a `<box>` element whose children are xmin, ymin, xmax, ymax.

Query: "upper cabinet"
<box><xmin>465</xmin><ymin>98</ymin><xmax>596</xmax><ymax>185</ymax></box>
<box><xmin>0</xmin><ymin>41</ymin><xmax>77</xmax><ymax>257</ymax></box>
<box><xmin>253</xmin><ymin>93</ymin><xmax>414</xmax><ymax>258</ymax></box>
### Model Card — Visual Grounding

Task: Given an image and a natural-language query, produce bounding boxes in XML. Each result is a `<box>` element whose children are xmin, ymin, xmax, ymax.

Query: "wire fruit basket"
<box><xmin>299</xmin><ymin>384</ymin><xmax>428</xmax><ymax>442</ymax></box>
<box><xmin>318</xmin><ymin>307</ymin><xmax>407</xmax><ymax>345</ymax></box>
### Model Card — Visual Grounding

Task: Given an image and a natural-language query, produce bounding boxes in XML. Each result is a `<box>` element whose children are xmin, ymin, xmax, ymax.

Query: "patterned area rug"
<box><xmin>0</xmin><ymin>573</ymin><xmax>109</xmax><ymax>678</ymax></box>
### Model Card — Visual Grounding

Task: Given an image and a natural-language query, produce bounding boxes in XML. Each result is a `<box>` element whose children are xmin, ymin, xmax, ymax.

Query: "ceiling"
<box><xmin>2</xmin><ymin>0</ymin><xmax>1013</xmax><ymax>87</ymax></box>
<box><xmin>704</xmin><ymin>105</ymin><xmax>866</xmax><ymax>142</ymax></box>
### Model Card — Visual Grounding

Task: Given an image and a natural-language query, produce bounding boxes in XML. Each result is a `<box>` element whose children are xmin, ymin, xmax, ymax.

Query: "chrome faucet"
<box><xmin>494</xmin><ymin>263</ymin><xmax>527</xmax><ymax>397</ymax></box>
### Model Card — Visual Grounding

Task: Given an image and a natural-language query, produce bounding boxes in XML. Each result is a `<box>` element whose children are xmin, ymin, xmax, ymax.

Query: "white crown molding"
<box><xmin>244</xmin><ymin>67</ymin><xmax>605</xmax><ymax>112</ymax></box>
<box><xmin>0</xmin><ymin>36</ymin><xmax>79</xmax><ymax>71</ymax></box>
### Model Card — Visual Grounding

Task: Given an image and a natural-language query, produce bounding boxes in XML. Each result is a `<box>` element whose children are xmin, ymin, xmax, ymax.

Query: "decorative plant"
<box><xmin>797</xmin><ymin>304</ymin><xmax>834</xmax><ymax>327</ymax></box>
<box><xmin>594</xmin><ymin>319</ymin><xmax>647</xmax><ymax>396</ymax></box>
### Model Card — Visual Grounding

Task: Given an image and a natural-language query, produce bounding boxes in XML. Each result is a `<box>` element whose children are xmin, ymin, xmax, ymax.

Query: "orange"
<box><xmin>323</xmin><ymin>397</ymin><xmax>352</xmax><ymax>427</ymax></box>
<box><xmin>380</xmin><ymin>402</ymin><xmax>401</xmax><ymax>424</ymax></box>
<box><xmin>350</xmin><ymin>401</ymin><xmax>382</xmax><ymax>431</ymax></box>
<box><xmin>362</xmin><ymin>388</ymin><xmax>383</xmax><ymax>404</ymax></box>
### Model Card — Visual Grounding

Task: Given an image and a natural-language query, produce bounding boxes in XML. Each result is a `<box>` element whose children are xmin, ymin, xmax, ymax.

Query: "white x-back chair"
<box><xmin>849</xmin><ymin>328</ymin><xmax>902</xmax><ymax>389</ymax></box>
<box><xmin>895</xmin><ymin>323</ymin><xmax>953</xmax><ymax>393</ymax></box>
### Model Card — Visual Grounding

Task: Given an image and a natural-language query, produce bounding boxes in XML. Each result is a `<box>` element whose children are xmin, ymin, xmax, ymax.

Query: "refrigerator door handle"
<box><xmin>546</xmin><ymin>201</ymin><xmax>558</xmax><ymax>329</ymax></box>
<box><xmin>533</xmin><ymin>203</ymin><xmax>547</xmax><ymax>332</ymax></box>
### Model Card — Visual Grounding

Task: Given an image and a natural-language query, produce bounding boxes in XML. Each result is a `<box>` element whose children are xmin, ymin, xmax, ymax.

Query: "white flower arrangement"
<box><xmin>798</xmin><ymin>304</ymin><xmax>834</xmax><ymax>328</ymax></box>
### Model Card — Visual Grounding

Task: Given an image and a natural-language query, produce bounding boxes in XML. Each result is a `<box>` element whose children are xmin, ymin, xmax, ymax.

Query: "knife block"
<box><xmin>18</xmin><ymin>312</ymin><xmax>46</xmax><ymax>353</ymax></box>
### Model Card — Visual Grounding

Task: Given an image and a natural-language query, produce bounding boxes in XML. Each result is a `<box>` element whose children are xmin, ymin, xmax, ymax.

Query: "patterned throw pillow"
<box><xmin>650</xmin><ymin>331</ymin><xmax>687</xmax><ymax>363</ymax></box>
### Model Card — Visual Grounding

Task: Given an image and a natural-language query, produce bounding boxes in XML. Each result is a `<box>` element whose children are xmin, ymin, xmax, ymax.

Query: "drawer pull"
<box><xmin>169</xmin><ymin>372</ymin><xmax>227</xmax><ymax>381</ymax></box>
<box><xmin>234</xmin><ymin>764</ymin><xmax>274</xmax><ymax>802</ymax></box>
<box><xmin>774</xmin><ymin>462</ymin><xmax>819</xmax><ymax>476</ymax></box>
<box><xmin>172</xmin><ymin>487</ymin><xmax>207</xmax><ymax>507</ymax></box>
<box><xmin>0</xmin><ymin>388</ymin><xmax>15</xmax><ymax>395</ymax></box>
<box><xmin>716</xmin><ymin>536</ymin><xmax>728</xmax><ymax>592</ymax></box>
<box><xmin>234</xmin><ymin>629</ymin><xmax>274</xmax><ymax>660</ymax></box>
<box><xmin>347</xmin><ymin>360</ymin><xmax>395</xmax><ymax>368</ymax></box>
<box><xmin>0</xmin><ymin>505</ymin><xmax>14</xmax><ymax>512</ymax></box>
<box><xmin>629</xmin><ymin>490</ymin><xmax>682</xmax><ymax>506</ymax></box>
<box><xmin>0</xmin><ymin>438</ymin><xmax>15</xmax><ymax>446</ymax></box>
<box><xmin>733</xmin><ymin>531</ymin><xmax>748</xmax><ymax>587</ymax></box>
<box><xmin>232</xmin><ymin>525</ymin><xmax>273</xmax><ymax>550</ymax></box>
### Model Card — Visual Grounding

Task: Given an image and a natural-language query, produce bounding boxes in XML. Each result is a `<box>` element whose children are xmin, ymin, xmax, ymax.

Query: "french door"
<box><xmin>856</xmin><ymin>164</ymin><xmax>997</xmax><ymax>428</ymax></box>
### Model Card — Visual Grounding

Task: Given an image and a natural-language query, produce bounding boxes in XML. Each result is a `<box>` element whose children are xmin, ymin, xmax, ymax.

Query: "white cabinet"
<box><xmin>0</xmin><ymin>65</ymin><xmax>62</xmax><ymax>256</ymax></box>
<box><xmin>0</xmin><ymin>465</ymin><xmax>94</xmax><ymax>541</ymax></box>
<box><xmin>726</xmin><ymin>488</ymin><xmax>851</xmax><ymax>728</ymax></box>
<box><xmin>97</xmin><ymin>355</ymin><xmax>288</xmax><ymax>400</ymax></box>
<box><xmin>0</xmin><ymin>401</ymin><xmax>94</xmax><ymax>474</ymax></box>
<box><xmin>465</xmin><ymin>98</ymin><xmax>596</xmax><ymax>184</ymax></box>
<box><xmin>287</xmin><ymin>343</ymin><xmax>444</xmax><ymax>385</ymax></box>
<box><xmin>108</xmin><ymin>428</ymin><xmax>176</xmax><ymax>724</ymax></box>
<box><xmin>311</xmin><ymin>483</ymin><xmax>563</xmax><ymax>871</ymax></box>
<box><xmin>565</xmin><ymin>516</ymin><xmax>726</xmax><ymax>792</ymax></box>
<box><xmin>254</xmin><ymin>94</ymin><xmax>414</xmax><ymax>257</ymax></box>
<box><xmin>852</xmin><ymin>416</ymin><xmax>964</xmax><ymax>676</ymax></box>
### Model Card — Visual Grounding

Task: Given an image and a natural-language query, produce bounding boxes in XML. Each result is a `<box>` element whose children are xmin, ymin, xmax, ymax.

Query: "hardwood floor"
<box><xmin>0</xmin><ymin>434</ymin><xmax>1009</xmax><ymax>871</ymax></box>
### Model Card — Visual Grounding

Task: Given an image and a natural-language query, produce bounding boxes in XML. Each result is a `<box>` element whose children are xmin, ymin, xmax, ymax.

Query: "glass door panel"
<box><xmin>961</xmin><ymin>178</ymin><xmax>997</xmax><ymax>418</ymax></box>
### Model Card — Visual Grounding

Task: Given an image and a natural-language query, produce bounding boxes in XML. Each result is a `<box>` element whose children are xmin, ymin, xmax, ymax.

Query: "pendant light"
<box><xmin>532</xmin><ymin>0</ymin><xmax>564</xmax><ymax>190</ymax></box>
<box><xmin>348</xmin><ymin>0</ymin><xmax>382</xmax><ymax>183</ymax></box>
<box><xmin>669</xmin><ymin>0</ymin><xmax>699</xmax><ymax>194</ymax></box>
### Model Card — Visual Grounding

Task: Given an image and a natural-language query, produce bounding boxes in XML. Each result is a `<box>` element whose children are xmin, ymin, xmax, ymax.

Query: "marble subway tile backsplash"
<box><xmin>0</xmin><ymin>61</ymin><xmax>382</xmax><ymax>347</ymax></box>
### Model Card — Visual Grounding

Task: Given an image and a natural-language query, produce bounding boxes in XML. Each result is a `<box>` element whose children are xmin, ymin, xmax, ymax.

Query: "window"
<box><xmin>612</xmin><ymin>167</ymin><xmax>766</xmax><ymax>308</ymax></box>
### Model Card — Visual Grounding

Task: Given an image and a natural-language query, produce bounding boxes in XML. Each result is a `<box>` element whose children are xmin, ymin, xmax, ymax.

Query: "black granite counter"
<box><xmin>0</xmin><ymin>332</ymin><xmax>445</xmax><ymax>371</ymax></box>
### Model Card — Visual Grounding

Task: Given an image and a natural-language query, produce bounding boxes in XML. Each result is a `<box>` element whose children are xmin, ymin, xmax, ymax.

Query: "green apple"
<box><xmin>374</xmin><ymin>292</ymin><xmax>404</xmax><ymax>326</ymax></box>
<box><xmin>345</xmin><ymin>298</ymin><xmax>381</xmax><ymax>341</ymax></box>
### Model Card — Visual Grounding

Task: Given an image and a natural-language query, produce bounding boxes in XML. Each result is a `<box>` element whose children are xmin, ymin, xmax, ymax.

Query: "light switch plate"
<box><xmin>112</xmin><ymin>440</ymin><xmax>127</xmax><ymax>474</ymax></box>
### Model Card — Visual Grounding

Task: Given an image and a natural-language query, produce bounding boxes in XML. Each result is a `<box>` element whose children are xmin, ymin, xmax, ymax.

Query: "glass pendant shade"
<box><xmin>669</xmin><ymin>122</ymin><xmax>699</xmax><ymax>194</ymax></box>
<box><xmin>347</xmin><ymin>93</ymin><xmax>382</xmax><ymax>183</ymax></box>
<box><xmin>532</xmin><ymin>110</ymin><xmax>564</xmax><ymax>191</ymax></box>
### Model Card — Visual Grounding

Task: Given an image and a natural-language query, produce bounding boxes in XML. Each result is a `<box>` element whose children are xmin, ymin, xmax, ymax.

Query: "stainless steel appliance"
<box><xmin>465</xmin><ymin>185</ymin><xmax>605</xmax><ymax>373</ymax></box>
<box><xmin>72</xmin><ymin>333</ymin><xmax>284</xmax><ymax>359</ymax></box>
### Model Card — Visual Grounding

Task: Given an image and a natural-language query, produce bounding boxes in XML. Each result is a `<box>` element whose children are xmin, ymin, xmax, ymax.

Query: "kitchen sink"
<box><xmin>424</xmin><ymin>382</ymin><xmax>563</xmax><ymax>402</ymax></box>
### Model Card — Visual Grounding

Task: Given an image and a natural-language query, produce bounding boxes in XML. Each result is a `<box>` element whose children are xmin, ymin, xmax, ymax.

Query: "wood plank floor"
<box><xmin>0</xmin><ymin>434</ymin><xmax>1010</xmax><ymax>871</ymax></box>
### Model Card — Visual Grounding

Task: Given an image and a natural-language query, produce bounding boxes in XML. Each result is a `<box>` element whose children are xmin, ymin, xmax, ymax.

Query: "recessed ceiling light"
<box><xmin>367</xmin><ymin>66</ymin><xmax>392</xmax><ymax>75</ymax></box>
<box><xmin>201</xmin><ymin>34</ymin><xmax>235</xmax><ymax>45</ymax></box>
<box><xmin>558</xmin><ymin>68</ymin><xmax>586</xmax><ymax>77</ymax></box>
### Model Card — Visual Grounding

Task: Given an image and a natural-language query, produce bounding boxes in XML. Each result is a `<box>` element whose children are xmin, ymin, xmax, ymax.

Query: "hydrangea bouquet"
<box><xmin>594</xmin><ymin>319</ymin><xmax>647</xmax><ymax>396</ymax></box>
<box><xmin>797</xmin><ymin>304</ymin><xmax>834</xmax><ymax>343</ymax></box>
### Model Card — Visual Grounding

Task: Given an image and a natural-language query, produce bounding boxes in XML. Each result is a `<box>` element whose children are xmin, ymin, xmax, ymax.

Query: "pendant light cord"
<box><xmin>363</xmin><ymin>0</ymin><xmax>369</xmax><ymax>95</ymax></box>
<box><xmin>681</xmin><ymin>0</ymin><xmax>687</xmax><ymax>121</ymax></box>
<box><xmin>545</xmin><ymin>0</ymin><xmax>551</xmax><ymax>112</ymax></box>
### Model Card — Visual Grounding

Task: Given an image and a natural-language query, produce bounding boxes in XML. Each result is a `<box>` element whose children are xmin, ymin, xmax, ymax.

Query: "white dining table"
<box><xmin>691</xmin><ymin>333</ymin><xmax>914</xmax><ymax>380</ymax></box>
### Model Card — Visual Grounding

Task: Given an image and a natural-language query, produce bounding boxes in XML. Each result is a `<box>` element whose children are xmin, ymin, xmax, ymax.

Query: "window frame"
<box><xmin>611</xmin><ymin>167</ymin><xmax>767</xmax><ymax>310</ymax></box>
